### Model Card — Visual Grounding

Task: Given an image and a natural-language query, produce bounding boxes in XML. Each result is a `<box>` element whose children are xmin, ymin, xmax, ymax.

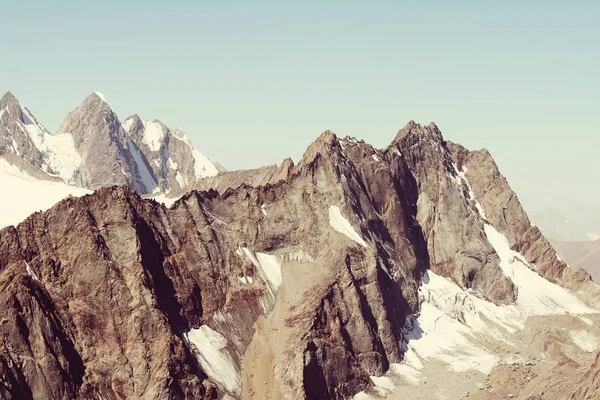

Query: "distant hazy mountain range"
<box><xmin>531</xmin><ymin>209</ymin><xmax>600</xmax><ymax>242</ymax></box>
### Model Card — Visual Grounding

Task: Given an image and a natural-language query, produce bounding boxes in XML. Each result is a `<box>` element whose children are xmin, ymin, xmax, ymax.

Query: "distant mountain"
<box><xmin>0</xmin><ymin>91</ymin><xmax>81</xmax><ymax>182</ymax></box>
<box><xmin>122</xmin><ymin>114</ymin><xmax>220</xmax><ymax>194</ymax></box>
<box><xmin>0</xmin><ymin>91</ymin><xmax>223</xmax><ymax>196</ymax></box>
<box><xmin>531</xmin><ymin>209</ymin><xmax>600</xmax><ymax>241</ymax></box>
<box><xmin>552</xmin><ymin>239</ymin><xmax>600</xmax><ymax>282</ymax></box>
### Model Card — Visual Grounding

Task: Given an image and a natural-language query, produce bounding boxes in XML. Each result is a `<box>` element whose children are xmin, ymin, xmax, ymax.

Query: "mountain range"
<box><xmin>0</xmin><ymin>91</ymin><xmax>221</xmax><ymax>196</ymax></box>
<box><xmin>0</xmin><ymin>96</ymin><xmax>599</xmax><ymax>400</ymax></box>
<box><xmin>531</xmin><ymin>209</ymin><xmax>600</xmax><ymax>242</ymax></box>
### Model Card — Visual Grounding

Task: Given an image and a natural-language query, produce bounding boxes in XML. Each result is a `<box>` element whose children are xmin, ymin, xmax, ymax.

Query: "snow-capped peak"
<box><xmin>93</xmin><ymin>91</ymin><xmax>107</xmax><ymax>103</ymax></box>
<box><xmin>91</xmin><ymin>91</ymin><xmax>114</xmax><ymax>111</ymax></box>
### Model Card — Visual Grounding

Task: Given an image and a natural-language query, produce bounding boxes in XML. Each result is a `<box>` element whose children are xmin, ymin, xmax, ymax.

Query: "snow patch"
<box><xmin>239</xmin><ymin>248</ymin><xmax>283</xmax><ymax>309</ymax></box>
<box><xmin>93</xmin><ymin>91</ymin><xmax>113</xmax><ymax>109</ymax></box>
<box><xmin>150</xmin><ymin>194</ymin><xmax>181</xmax><ymax>208</ymax></box>
<box><xmin>0</xmin><ymin>159</ymin><xmax>90</xmax><ymax>229</ymax></box>
<box><xmin>353</xmin><ymin>393</ymin><xmax>376</xmax><ymax>400</ymax></box>
<box><xmin>370</xmin><ymin>375</ymin><xmax>395</xmax><ymax>396</ymax></box>
<box><xmin>569</xmin><ymin>330</ymin><xmax>598</xmax><ymax>352</ymax></box>
<box><xmin>25</xmin><ymin>261</ymin><xmax>39</xmax><ymax>281</ymax></box>
<box><xmin>171</xmin><ymin>128</ymin><xmax>220</xmax><ymax>178</ymax></box>
<box><xmin>125</xmin><ymin>134</ymin><xmax>158</xmax><ymax>193</ymax></box>
<box><xmin>389</xmin><ymin>363</ymin><xmax>421</xmax><ymax>386</ymax></box>
<box><xmin>328</xmin><ymin>205</ymin><xmax>368</xmax><ymax>247</ymax></box>
<box><xmin>260</xmin><ymin>204</ymin><xmax>267</xmax><ymax>215</ymax></box>
<box><xmin>484</xmin><ymin>223</ymin><xmax>593</xmax><ymax>316</ymax></box>
<box><xmin>140</xmin><ymin>120</ymin><xmax>166</xmax><ymax>152</ymax></box>
<box><xmin>184</xmin><ymin>326</ymin><xmax>241</xmax><ymax>395</ymax></box>
<box><xmin>371</xmin><ymin>154</ymin><xmax>381</xmax><ymax>162</ymax></box>
<box><xmin>237</xmin><ymin>276</ymin><xmax>253</xmax><ymax>285</ymax></box>
<box><xmin>18</xmin><ymin>106</ymin><xmax>81</xmax><ymax>182</ymax></box>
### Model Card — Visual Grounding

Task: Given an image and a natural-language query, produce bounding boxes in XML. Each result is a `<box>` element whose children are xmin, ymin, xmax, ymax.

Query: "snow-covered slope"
<box><xmin>354</xmin><ymin>160</ymin><xmax>598</xmax><ymax>400</ymax></box>
<box><xmin>0</xmin><ymin>92</ymin><xmax>82</xmax><ymax>183</ymax></box>
<box><xmin>0</xmin><ymin>158</ymin><xmax>90</xmax><ymax>229</ymax></box>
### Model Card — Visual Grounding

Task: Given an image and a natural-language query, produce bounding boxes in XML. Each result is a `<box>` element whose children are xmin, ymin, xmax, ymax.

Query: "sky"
<box><xmin>0</xmin><ymin>1</ymin><xmax>598</xmax><ymax>215</ymax></box>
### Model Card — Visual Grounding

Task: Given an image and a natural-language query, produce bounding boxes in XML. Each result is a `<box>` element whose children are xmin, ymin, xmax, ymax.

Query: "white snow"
<box><xmin>237</xmin><ymin>276</ymin><xmax>253</xmax><ymax>285</ymax></box>
<box><xmin>192</xmin><ymin>146</ymin><xmax>220</xmax><ymax>178</ymax></box>
<box><xmin>260</xmin><ymin>204</ymin><xmax>267</xmax><ymax>215</ymax></box>
<box><xmin>0</xmin><ymin>159</ymin><xmax>90</xmax><ymax>229</ymax></box>
<box><xmin>171</xmin><ymin>129</ymin><xmax>220</xmax><ymax>178</ymax></box>
<box><xmin>389</xmin><ymin>363</ymin><xmax>421</xmax><ymax>386</ymax></box>
<box><xmin>184</xmin><ymin>325</ymin><xmax>241</xmax><ymax>395</ymax></box>
<box><xmin>125</xmin><ymin>134</ymin><xmax>158</xmax><ymax>193</ymax></box>
<box><xmin>241</xmin><ymin>248</ymin><xmax>282</xmax><ymax>292</ymax></box>
<box><xmin>141</xmin><ymin>120</ymin><xmax>166</xmax><ymax>152</ymax></box>
<box><xmin>43</xmin><ymin>133</ymin><xmax>82</xmax><ymax>181</ymax></box>
<box><xmin>569</xmin><ymin>330</ymin><xmax>598</xmax><ymax>352</ymax></box>
<box><xmin>93</xmin><ymin>91</ymin><xmax>113</xmax><ymax>109</ymax></box>
<box><xmin>484</xmin><ymin>223</ymin><xmax>593</xmax><ymax>316</ymax></box>
<box><xmin>25</xmin><ymin>261</ymin><xmax>39</xmax><ymax>281</ymax></box>
<box><xmin>451</xmin><ymin>164</ymin><xmax>488</xmax><ymax>219</ymax></box>
<box><xmin>238</xmin><ymin>248</ymin><xmax>283</xmax><ymax>311</ymax></box>
<box><xmin>167</xmin><ymin>157</ymin><xmax>178</xmax><ymax>170</ymax></box>
<box><xmin>370</xmin><ymin>225</ymin><xmax>596</xmax><ymax>393</ymax></box>
<box><xmin>175</xmin><ymin>171</ymin><xmax>187</xmax><ymax>188</ymax></box>
<box><xmin>328</xmin><ymin>205</ymin><xmax>368</xmax><ymax>247</ymax></box>
<box><xmin>18</xmin><ymin>106</ymin><xmax>82</xmax><ymax>182</ymax></box>
<box><xmin>150</xmin><ymin>194</ymin><xmax>181</xmax><ymax>208</ymax></box>
<box><xmin>371</xmin><ymin>154</ymin><xmax>381</xmax><ymax>162</ymax></box>
<box><xmin>353</xmin><ymin>393</ymin><xmax>376</xmax><ymax>400</ymax></box>
<box><xmin>370</xmin><ymin>375</ymin><xmax>395</xmax><ymax>396</ymax></box>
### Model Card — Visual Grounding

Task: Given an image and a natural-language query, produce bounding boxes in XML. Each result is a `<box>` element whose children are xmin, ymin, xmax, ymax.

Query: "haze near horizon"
<box><xmin>1</xmin><ymin>0</ymin><xmax>598</xmax><ymax>215</ymax></box>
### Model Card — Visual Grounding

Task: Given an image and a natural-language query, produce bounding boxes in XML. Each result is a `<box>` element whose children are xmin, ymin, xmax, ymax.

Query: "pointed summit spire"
<box><xmin>394</xmin><ymin>120</ymin><xmax>421</xmax><ymax>142</ymax></box>
<box><xmin>1</xmin><ymin>91</ymin><xmax>18</xmax><ymax>105</ymax></box>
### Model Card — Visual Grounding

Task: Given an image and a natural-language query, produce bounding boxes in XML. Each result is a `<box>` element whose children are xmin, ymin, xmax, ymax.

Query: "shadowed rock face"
<box><xmin>0</xmin><ymin>121</ymin><xmax>595</xmax><ymax>399</ymax></box>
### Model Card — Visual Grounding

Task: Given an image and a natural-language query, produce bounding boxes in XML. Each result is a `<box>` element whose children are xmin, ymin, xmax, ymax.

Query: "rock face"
<box><xmin>57</xmin><ymin>92</ymin><xmax>158</xmax><ymax>194</ymax></box>
<box><xmin>0</xmin><ymin>121</ymin><xmax>597</xmax><ymax>399</ymax></box>
<box><xmin>122</xmin><ymin>115</ymin><xmax>221</xmax><ymax>194</ymax></box>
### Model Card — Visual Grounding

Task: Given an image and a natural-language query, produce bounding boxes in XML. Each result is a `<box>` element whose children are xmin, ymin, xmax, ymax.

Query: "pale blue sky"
<box><xmin>1</xmin><ymin>1</ymin><xmax>598</xmax><ymax>214</ymax></box>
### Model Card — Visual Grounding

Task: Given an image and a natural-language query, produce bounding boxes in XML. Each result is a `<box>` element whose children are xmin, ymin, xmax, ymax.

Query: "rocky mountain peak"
<box><xmin>122</xmin><ymin>114</ymin><xmax>144</xmax><ymax>132</ymax></box>
<box><xmin>0</xmin><ymin>91</ymin><xmax>18</xmax><ymax>105</ymax></box>
<box><xmin>393</xmin><ymin>120</ymin><xmax>443</xmax><ymax>144</ymax></box>
<box><xmin>298</xmin><ymin>130</ymin><xmax>342</xmax><ymax>166</ymax></box>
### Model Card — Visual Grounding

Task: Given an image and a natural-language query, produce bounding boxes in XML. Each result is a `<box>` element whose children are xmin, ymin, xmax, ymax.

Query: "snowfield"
<box><xmin>0</xmin><ymin>159</ymin><xmax>90</xmax><ymax>229</ymax></box>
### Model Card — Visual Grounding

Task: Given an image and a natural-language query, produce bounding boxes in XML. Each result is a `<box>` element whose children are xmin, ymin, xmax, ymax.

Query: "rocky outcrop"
<box><xmin>0</xmin><ymin>120</ymin><xmax>594</xmax><ymax>399</ymax></box>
